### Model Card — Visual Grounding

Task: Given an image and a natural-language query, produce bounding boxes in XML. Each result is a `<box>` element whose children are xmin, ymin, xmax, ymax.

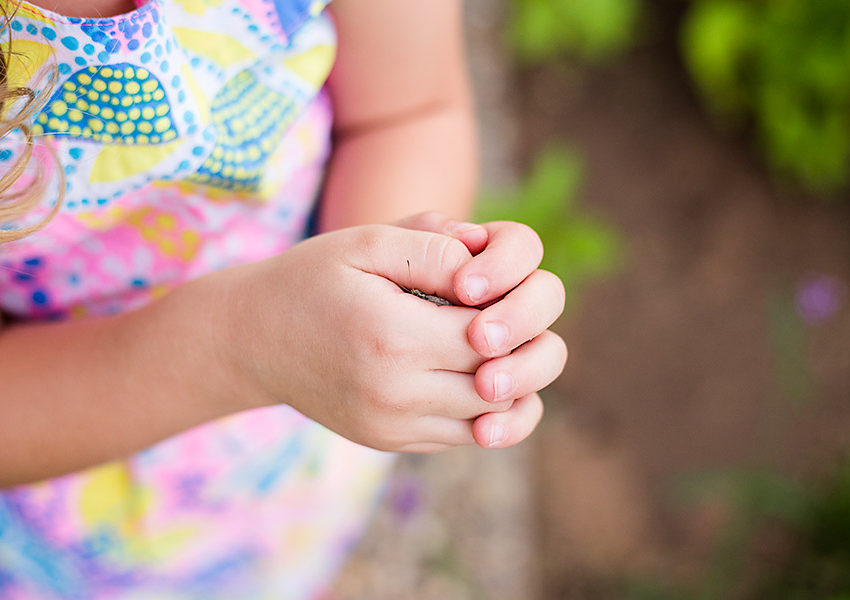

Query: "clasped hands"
<box><xmin>220</xmin><ymin>211</ymin><xmax>567</xmax><ymax>453</ymax></box>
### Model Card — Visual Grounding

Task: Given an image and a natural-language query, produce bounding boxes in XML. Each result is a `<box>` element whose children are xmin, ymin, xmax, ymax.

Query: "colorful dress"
<box><xmin>0</xmin><ymin>1</ymin><xmax>394</xmax><ymax>598</ymax></box>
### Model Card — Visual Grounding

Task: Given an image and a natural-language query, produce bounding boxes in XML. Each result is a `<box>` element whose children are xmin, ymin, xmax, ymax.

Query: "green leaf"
<box><xmin>681</xmin><ymin>0</ymin><xmax>754</xmax><ymax>116</ymax></box>
<box><xmin>509</xmin><ymin>0</ymin><xmax>641</xmax><ymax>64</ymax></box>
<box><xmin>682</xmin><ymin>0</ymin><xmax>850</xmax><ymax>193</ymax></box>
<box><xmin>475</xmin><ymin>147</ymin><xmax>621</xmax><ymax>305</ymax></box>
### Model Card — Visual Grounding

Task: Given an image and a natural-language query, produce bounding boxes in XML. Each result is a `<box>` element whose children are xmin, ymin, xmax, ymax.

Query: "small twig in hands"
<box><xmin>402</xmin><ymin>259</ymin><xmax>452</xmax><ymax>306</ymax></box>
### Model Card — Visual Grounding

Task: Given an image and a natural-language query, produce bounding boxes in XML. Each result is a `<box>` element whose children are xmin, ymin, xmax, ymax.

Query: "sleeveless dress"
<box><xmin>0</xmin><ymin>1</ymin><xmax>394</xmax><ymax>598</ymax></box>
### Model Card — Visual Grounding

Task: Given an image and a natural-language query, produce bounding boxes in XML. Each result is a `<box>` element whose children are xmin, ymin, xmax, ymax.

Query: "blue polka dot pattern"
<box><xmin>186</xmin><ymin>69</ymin><xmax>297</xmax><ymax>192</ymax></box>
<box><xmin>2</xmin><ymin>0</ymin><xmax>334</xmax><ymax>215</ymax></box>
<box><xmin>60</xmin><ymin>36</ymin><xmax>79</xmax><ymax>50</ymax></box>
<box><xmin>32</xmin><ymin>64</ymin><xmax>177</xmax><ymax>145</ymax></box>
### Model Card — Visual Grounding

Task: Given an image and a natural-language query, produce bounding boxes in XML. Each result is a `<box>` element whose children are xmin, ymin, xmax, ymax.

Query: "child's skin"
<box><xmin>0</xmin><ymin>0</ymin><xmax>567</xmax><ymax>485</ymax></box>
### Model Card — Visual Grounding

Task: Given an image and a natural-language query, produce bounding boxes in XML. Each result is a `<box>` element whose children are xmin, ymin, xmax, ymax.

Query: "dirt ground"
<box><xmin>528</xmin><ymin>4</ymin><xmax>850</xmax><ymax>597</ymax></box>
<box><xmin>332</xmin><ymin>2</ymin><xmax>850</xmax><ymax>599</ymax></box>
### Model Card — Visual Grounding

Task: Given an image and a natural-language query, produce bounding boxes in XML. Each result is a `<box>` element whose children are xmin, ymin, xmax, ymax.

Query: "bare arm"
<box><xmin>319</xmin><ymin>0</ymin><xmax>478</xmax><ymax>230</ymax></box>
<box><xmin>0</xmin><ymin>1</ymin><xmax>478</xmax><ymax>486</ymax></box>
<box><xmin>0</xmin><ymin>276</ymin><xmax>242</xmax><ymax>486</ymax></box>
<box><xmin>0</xmin><ymin>221</ymin><xmax>502</xmax><ymax>486</ymax></box>
<box><xmin>0</xmin><ymin>1</ymin><xmax>561</xmax><ymax>485</ymax></box>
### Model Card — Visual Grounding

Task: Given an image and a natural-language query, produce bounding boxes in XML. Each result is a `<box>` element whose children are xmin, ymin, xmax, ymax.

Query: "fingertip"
<box><xmin>473</xmin><ymin>370</ymin><xmax>491</xmax><ymax>402</ymax></box>
<box><xmin>459</xmin><ymin>273</ymin><xmax>489</xmax><ymax>306</ymax></box>
<box><xmin>474</xmin><ymin>363</ymin><xmax>516</xmax><ymax>403</ymax></box>
<box><xmin>472</xmin><ymin>394</ymin><xmax>544</xmax><ymax>449</ymax></box>
<box><xmin>472</xmin><ymin>414</ymin><xmax>508</xmax><ymax>449</ymax></box>
<box><xmin>467</xmin><ymin>315</ymin><xmax>510</xmax><ymax>358</ymax></box>
<box><xmin>394</xmin><ymin>213</ymin><xmax>488</xmax><ymax>255</ymax></box>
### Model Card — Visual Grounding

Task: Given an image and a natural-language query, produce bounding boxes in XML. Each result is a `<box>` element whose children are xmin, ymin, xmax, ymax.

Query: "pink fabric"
<box><xmin>0</xmin><ymin>2</ymin><xmax>395</xmax><ymax>598</ymax></box>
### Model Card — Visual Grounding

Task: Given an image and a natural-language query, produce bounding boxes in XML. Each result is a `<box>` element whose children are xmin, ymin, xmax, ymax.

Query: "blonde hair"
<box><xmin>0</xmin><ymin>2</ymin><xmax>63</xmax><ymax>244</ymax></box>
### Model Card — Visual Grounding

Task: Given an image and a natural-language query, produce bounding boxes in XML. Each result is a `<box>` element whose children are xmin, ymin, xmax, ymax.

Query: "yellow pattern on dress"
<box><xmin>171</xmin><ymin>27</ymin><xmax>256</xmax><ymax>68</ymax></box>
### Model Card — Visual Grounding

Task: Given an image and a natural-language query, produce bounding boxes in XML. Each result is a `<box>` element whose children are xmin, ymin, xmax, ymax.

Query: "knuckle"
<box><xmin>371</xmin><ymin>329</ymin><xmax>402</xmax><ymax>366</ymax></box>
<box><xmin>397</xmin><ymin>210</ymin><xmax>444</xmax><ymax>232</ymax></box>
<box><xmin>514</xmin><ymin>222</ymin><xmax>544</xmax><ymax>262</ymax></box>
<box><xmin>353</xmin><ymin>224</ymin><xmax>391</xmax><ymax>256</ymax></box>
<box><xmin>420</xmin><ymin>210</ymin><xmax>447</xmax><ymax>228</ymax></box>
<box><xmin>424</xmin><ymin>233</ymin><xmax>468</xmax><ymax>275</ymax></box>
<box><xmin>366</xmin><ymin>376</ymin><xmax>410</xmax><ymax>414</ymax></box>
<box><xmin>370</xmin><ymin>322</ymin><xmax>415</xmax><ymax>371</ymax></box>
<box><xmin>353</xmin><ymin>302</ymin><xmax>412</xmax><ymax>367</ymax></box>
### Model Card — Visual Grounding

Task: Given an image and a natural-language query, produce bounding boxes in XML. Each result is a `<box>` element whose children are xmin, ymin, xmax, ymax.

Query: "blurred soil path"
<box><xmin>527</xmin><ymin>4</ymin><xmax>850</xmax><ymax>596</ymax></box>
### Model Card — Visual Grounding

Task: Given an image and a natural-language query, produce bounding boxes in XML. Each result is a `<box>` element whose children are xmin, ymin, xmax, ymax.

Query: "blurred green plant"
<box><xmin>508</xmin><ymin>0</ymin><xmax>642</xmax><ymax>64</ymax></box>
<box><xmin>767</xmin><ymin>286</ymin><xmax>816</xmax><ymax>405</ymax></box>
<box><xmin>675</xmin><ymin>469</ymin><xmax>810</xmax><ymax>599</ymax></box>
<box><xmin>640</xmin><ymin>461</ymin><xmax>850</xmax><ymax>599</ymax></box>
<box><xmin>768</xmin><ymin>460</ymin><xmax>850</xmax><ymax>596</ymax></box>
<box><xmin>682</xmin><ymin>0</ymin><xmax>850</xmax><ymax>193</ymax></box>
<box><xmin>475</xmin><ymin>147</ymin><xmax>621</xmax><ymax>306</ymax></box>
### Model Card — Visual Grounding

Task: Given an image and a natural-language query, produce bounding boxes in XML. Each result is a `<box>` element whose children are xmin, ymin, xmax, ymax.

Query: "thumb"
<box><xmin>347</xmin><ymin>224</ymin><xmax>474</xmax><ymax>305</ymax></box>
<box><xmin>394</xmin><ymin>211</ymin><xmax>489</xmax><ymax>256</ymax></box>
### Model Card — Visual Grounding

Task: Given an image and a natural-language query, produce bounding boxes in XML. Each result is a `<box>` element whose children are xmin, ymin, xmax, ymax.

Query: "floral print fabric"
<box><xmin>0</xmin><ymin>1</ymin><xmax>394</xmax><ymax>598</ymax></box>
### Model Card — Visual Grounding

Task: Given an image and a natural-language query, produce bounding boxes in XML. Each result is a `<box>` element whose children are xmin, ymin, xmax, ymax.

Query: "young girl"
<box><xmin>0</xmin><ymin>0</ymin><xmax>566</xmax><ymax>598</ymax></box>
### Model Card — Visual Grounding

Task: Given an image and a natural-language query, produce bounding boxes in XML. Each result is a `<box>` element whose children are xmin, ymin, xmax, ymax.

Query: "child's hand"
<box><xmin>213</xmin><ymin>224</ymin><xmax>529</xmax><ymax>453</ymax></box>
<box><xmin>396</xmin><ymin>212</ymin><xmax>567</xmax><ymax>449</ymax></box>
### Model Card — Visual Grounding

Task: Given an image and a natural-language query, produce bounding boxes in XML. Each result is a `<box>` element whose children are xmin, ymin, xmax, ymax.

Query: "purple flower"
<box><xmin>796</xmin><ymin>274</ymin><xmax>846</xmax><ymax>324</ymax></box>
<box><xmin>389</xmin><ymin>474</ymin><xmax>423</xmax><ymax>523</ymax></box>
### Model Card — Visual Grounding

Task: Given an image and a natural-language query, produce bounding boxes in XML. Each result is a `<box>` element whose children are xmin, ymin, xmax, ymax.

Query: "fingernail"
<box><xmin>449</xmin><ymin>221</ymin><xmax>483</xmax><ymax>235</ymax></box>
<box><xmin>484</xmin><ymin>321</ymin><xmax>508</xmax><ymax>354</ymax></box>
<box><xmin>465</xmin><ymin>275</ymin><xmax>488</xmax><ymax>303</ymax></box>
<box><xmin>488</xmin><ymin>423</ymin><xmax>507</xmax><ymax>447</ymax></box>
<box><xmin>493</xmin><ymin>371</ymin><xmax>514</xmax><ymax>402</ymax></box>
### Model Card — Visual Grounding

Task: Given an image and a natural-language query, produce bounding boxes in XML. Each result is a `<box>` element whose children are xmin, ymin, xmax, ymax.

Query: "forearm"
<box><xmin>319</xmin><ymin>0</ymin><xmax>477</xmax><ymax>231</ymax></box>
<box><xmin>318</xmin><ymin>102</ymin><xmax>478</xmax><ymax>231</ymax></box>
<box><xmin>0</xmin><ymin>276</ymin><xmax>239</xmax><ymax>486</ymax></box>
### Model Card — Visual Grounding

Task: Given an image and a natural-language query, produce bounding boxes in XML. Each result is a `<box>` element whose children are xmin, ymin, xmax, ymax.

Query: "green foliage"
<box><xmin>682</xmin><ymin>0</ymin><xmax>850</xmax><ymax>193</ymax></box>
<box><xmin>648</xmin><ymin>461</ymin><xmax>850</xmax><ymax>599</ymax></box>
<box><xmin>509</xmin><ymin>0</ymin><xmax>642</xmax><ymax>64</ymax></box>
<box><xmin>476</xmin><ymin>147</ymin><xmax>621</xmax><ymax>305</ymax></box>
<box><xmin>766</xmin><ymin>287</ymin><xmax>815</xmax><ymax>405</ymax></box>
<box><xmin>676</xmin><ymin>468</ymin><xmax>809</xmax><ymax>525</ymax></box>
<box><xmin>764</xmin><ymin>461</ymin><xmax>850</xmax><ymax>596</ymax></box>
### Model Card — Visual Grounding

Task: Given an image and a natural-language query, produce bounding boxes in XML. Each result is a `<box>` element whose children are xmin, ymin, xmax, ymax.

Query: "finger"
<box><xmin>394</xmin><ymin>211</ymin><xmax>489</xmax><ymax>255</ymax></box>
<box><xmin>467</xmin><ymin>269</ymin><xmax>565</xmax><ymax>358</ymax></box>
<box><xmin>405</xmin><ymin>415</ymin><xmax>476</xmax><ymax>449</ymax></box>
<box><xmin>472</xmin><ymin>393</ymin><xmax>544</xmax><ymax>449</ymax></box>
<box><xmin>392</xmin><ymin>301</ymin><xmax>485</xmax><ymax>373</ymax></box>
<box><xmin>474</xmin><ymin>330</ymin><xmax>567</xmax><ymax>403</ymax></box>
<box><xmin>395</xmin><ymin>442</ymin><xmax>457</xmax><ymax>454</ymax></box>
<box><xmin>453</xmin><ymin>221</ymin><xmax>544</xmax><ymax>306</ymax></box>
<box><xmin>346</xmin><ymin>224</ymin><xmax>473</xmax><ymax>305</ymax></box>
<box><xmin>411</xmin><ymin>370</ymin><xmax>515</xmax><ymax>419</ymax></box>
